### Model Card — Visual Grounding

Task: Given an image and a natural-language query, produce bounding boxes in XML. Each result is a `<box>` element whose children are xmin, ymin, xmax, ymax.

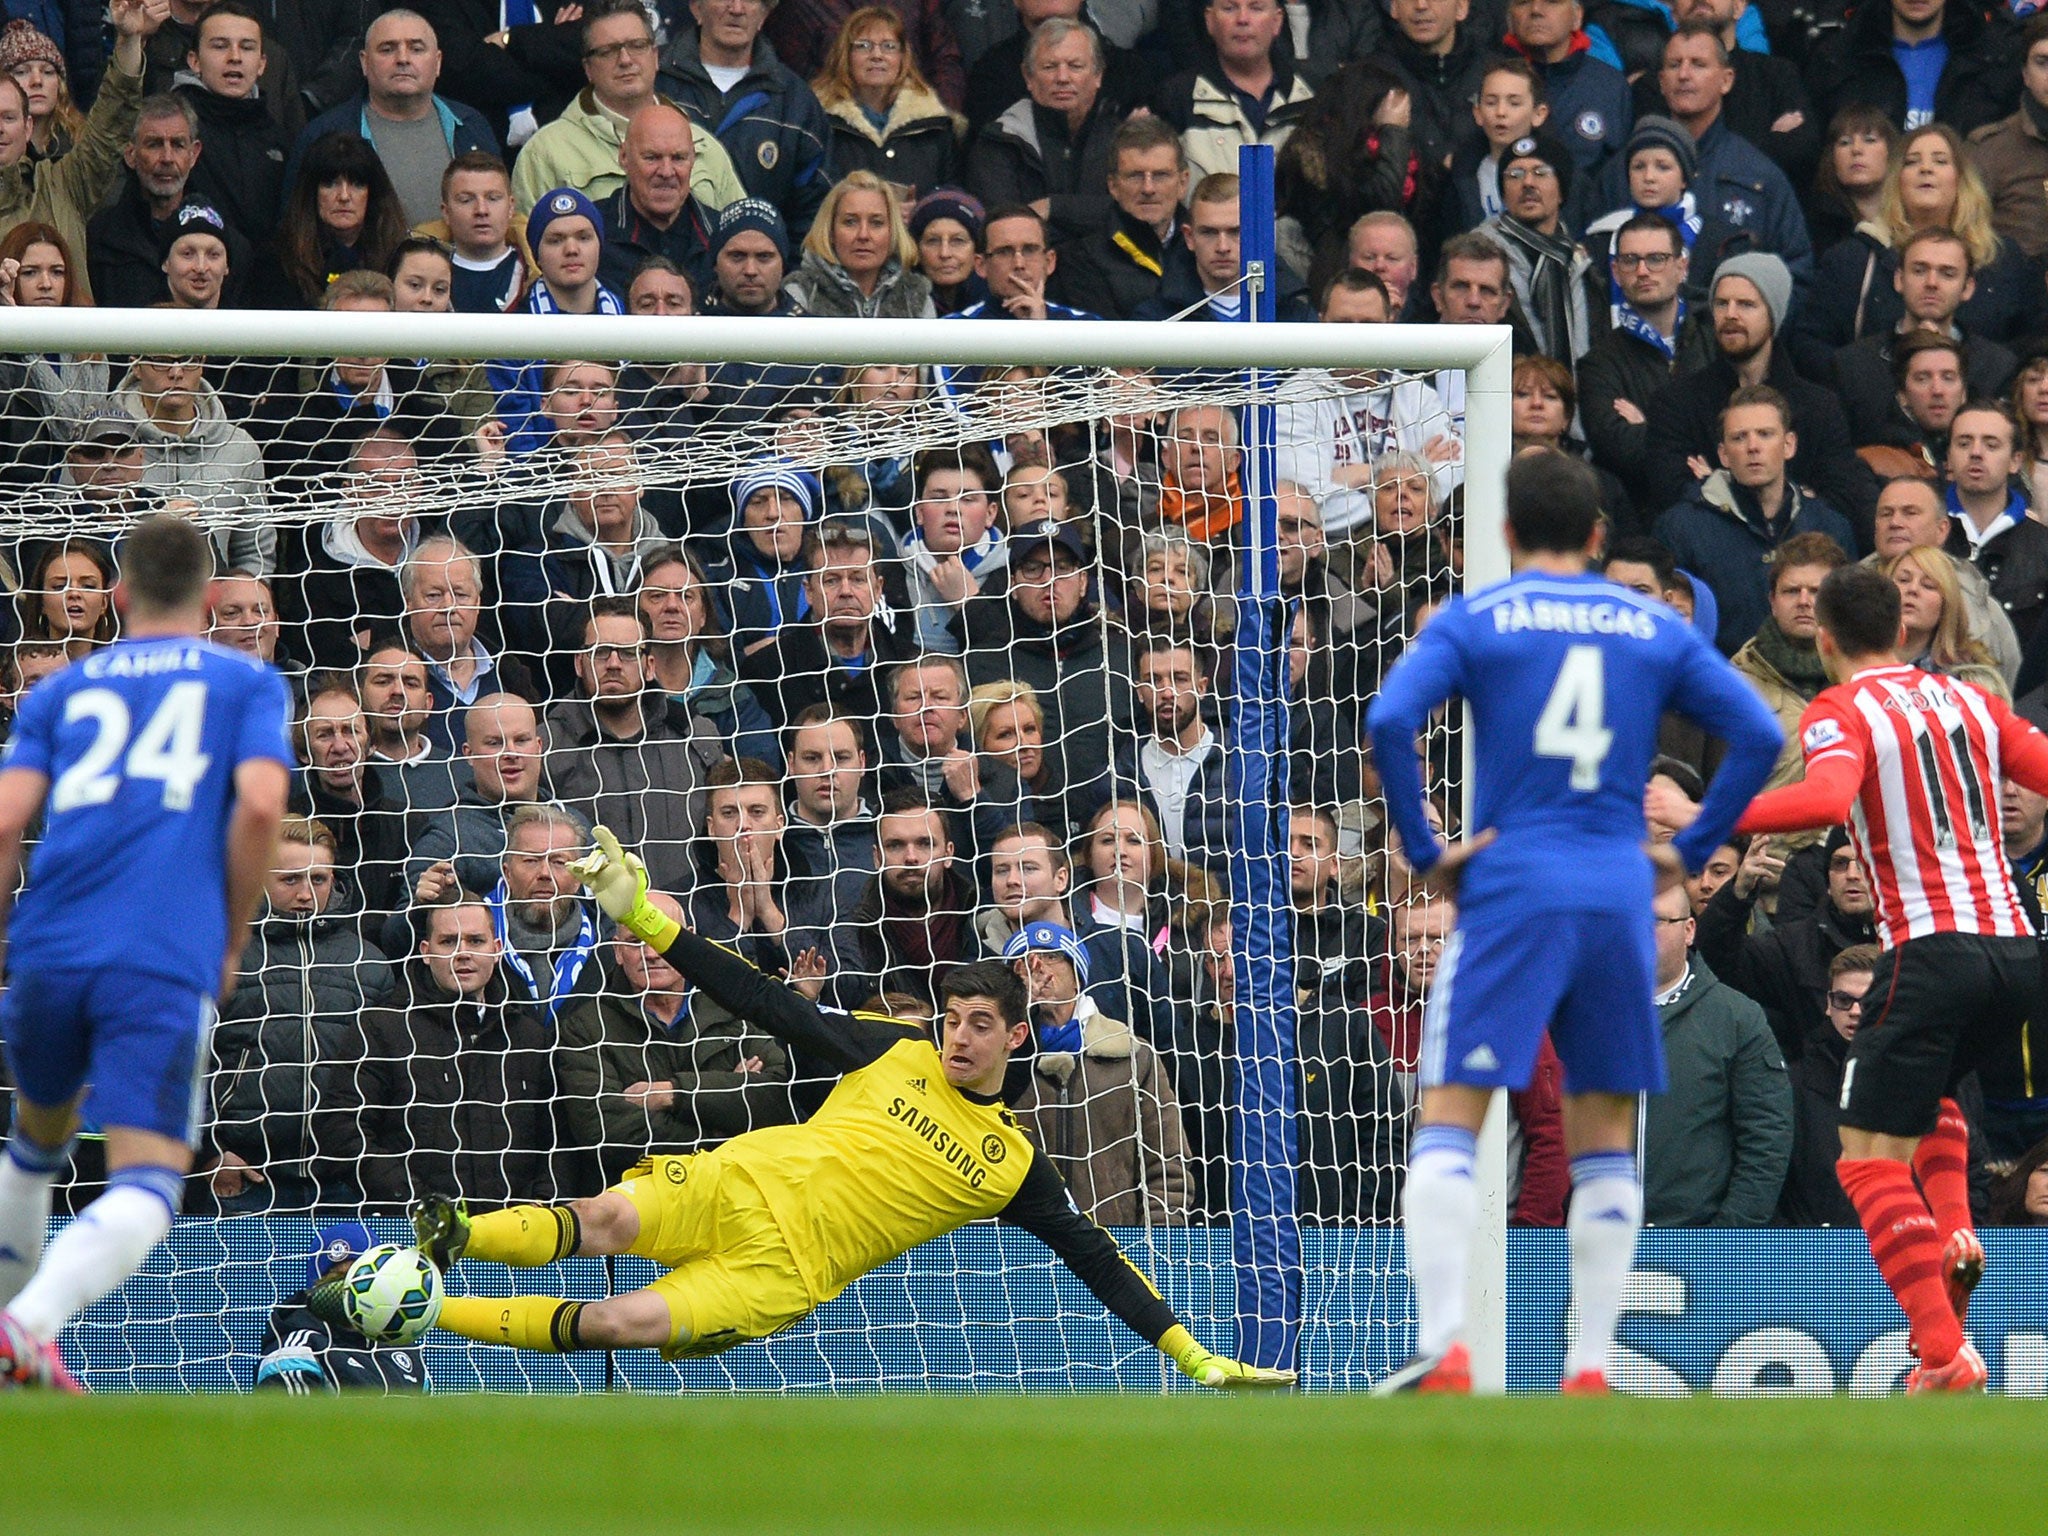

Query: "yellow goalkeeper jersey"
<box><xmin>723</xmin><ymin>1034</ymin><xmax>1034</xmax><ymax>1302</ymax></box>
<box><xmin>652</xmin><ymin>931</ymin><xmax>1179</xmax><ymax>1346</ymax></box>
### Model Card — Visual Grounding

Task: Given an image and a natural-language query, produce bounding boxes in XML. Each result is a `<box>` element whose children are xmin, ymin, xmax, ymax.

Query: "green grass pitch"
<box><xmin>2</xmin><ymin>1393</ymin><xmax>2037</xmax><ymax>1533</ymax></box>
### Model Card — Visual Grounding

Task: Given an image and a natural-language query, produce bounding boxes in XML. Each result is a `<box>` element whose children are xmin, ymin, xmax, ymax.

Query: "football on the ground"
<box><xmin>341</xmin><ymin>1245</ymin><xmax>444</xmax><ymax>1345</ymax></box>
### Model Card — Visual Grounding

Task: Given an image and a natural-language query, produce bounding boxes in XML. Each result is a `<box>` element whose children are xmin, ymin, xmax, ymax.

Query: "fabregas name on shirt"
<box><xmin>1490</xmin><ymin>596</ymin><xmax>1659</xmax><ymax>640</ymax></box>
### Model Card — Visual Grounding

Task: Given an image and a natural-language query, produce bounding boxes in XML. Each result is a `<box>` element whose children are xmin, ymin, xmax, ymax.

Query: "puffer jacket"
<box><xmin>0</xmin><ymin>54</ymin><xmax>140</xmax><ymax>304</ymax></box>
<box><xmin>820</xmin><ymin>85</ymin><xmax>961</xmax><ymax>200</ymax></box>
<box><xmin>782</xmin><ymin>249</ymin><xmax>936</xmax><ymax>319</ymax></box>
<box><xmin>1009</xmin><ymin>997</ymin><xmax>1191</xmax><ymax>1227</ymax></box>
<box><xmin>656</xmin><ymin>30</ymin><xmax>833</xmax><ymax>239</ymax></box>
<box><xmin>211</xmin><ymin>895</ymin><xmax>395</xmax><ymax>1173</ymax></box>
<box><xmin>555</xmin><ymin>960</ymin><xmax>798</xmax><ymax>1184</ymax></box>
<box><xmin>315</xmin><ymin>958</ymin><xmax>557</xmax><ymax>1209</ymax></box>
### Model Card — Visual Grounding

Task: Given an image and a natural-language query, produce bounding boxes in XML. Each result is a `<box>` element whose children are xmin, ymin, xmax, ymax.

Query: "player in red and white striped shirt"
<box><xmin>1738</xmin><ymin>565</ymin><xmax>2048</xmax><ymax>1393</ymax></box>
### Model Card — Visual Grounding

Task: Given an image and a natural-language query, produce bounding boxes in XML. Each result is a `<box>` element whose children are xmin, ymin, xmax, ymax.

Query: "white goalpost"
<box><xmin>2</xmin><ymin>304</ymin><xmax>1513</xmax><ymax>1393</ymax></box>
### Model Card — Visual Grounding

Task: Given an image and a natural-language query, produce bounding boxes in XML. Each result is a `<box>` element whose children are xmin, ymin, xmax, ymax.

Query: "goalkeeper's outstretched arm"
<box><xmin>570</xmin><ymin>827</ymin><xmax>914</xmax><ymax>1074</ymax></box>
<box><xmin>1000</xmin><ymin>1152</ymin><xmax>1295</xmax><ymax>1390</ymax></box>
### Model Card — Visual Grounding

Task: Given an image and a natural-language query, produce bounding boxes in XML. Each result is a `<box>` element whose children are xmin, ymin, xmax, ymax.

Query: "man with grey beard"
<box><xmin>88</xmin><ymin>93</ymin><xmax>255</xmax><ymax>307</ymax></box>
<box><xmin>490</xmin><ymin>804</ymin><xmax>603</xmax><ymax>1027</ymax></box>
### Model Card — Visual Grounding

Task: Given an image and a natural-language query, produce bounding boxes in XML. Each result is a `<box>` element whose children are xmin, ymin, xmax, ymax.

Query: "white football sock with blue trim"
<box><xmin>1564</xmin><ymin>1150</ymin><xmax>1643</xmax><ymax>1381</ymax></box>
<box><xmin>1404</xmin><ymin>1123</ymin><xmax>1479</xmax><ymax>1359</ymax></box>
<box><xmin>0</xmin><ymin>1131</ymin><xmax>71</xmax><ymax>1309</ymax></box>
<box><xmin>8</xmin><ymin>1166</ymin><xmax>180</xmax><ymax>1344</ymax></box>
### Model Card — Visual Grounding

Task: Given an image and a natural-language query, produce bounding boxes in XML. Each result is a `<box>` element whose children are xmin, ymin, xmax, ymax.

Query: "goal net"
<box><xmin>0</xmin><ymin>307</ymin><xmax>1509</xmax><ymax>1392</ymax></box>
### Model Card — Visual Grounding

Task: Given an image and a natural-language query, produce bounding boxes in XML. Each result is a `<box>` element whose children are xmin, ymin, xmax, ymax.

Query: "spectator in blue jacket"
<box><xmin>1502</xmin><ymin>0</ymin><xmax>1632</xmax><ymax>178</ymax></box>
<box><xmin>287</xmin><ymin>10</ymin><xmax>500</xmax><ymax>228</ymax></box>
<box><xmin>1601</xmin><ymin>24</ymin><xmax>1811</xmax><ymax>296</ymax></box>
<box><xmin>656</xmin><ymin>0</ymin><xmax>833</xmax><ymax>239</ymax></box>
<box><xmin>1652</xmin><ymin>384</ymin><xmax>1858</xmax><ymax>654</ymax></box>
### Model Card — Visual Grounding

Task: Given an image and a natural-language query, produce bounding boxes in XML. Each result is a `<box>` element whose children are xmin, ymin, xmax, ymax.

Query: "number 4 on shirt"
<box><xmin>1534</xmin><ymin>644</ymin><xmax>1614</xmax><ymax>792</ymax></box>
<box><xmin>50</xmin><ymin>682</ymin><xmax>214</xmax><ymax>814</ymax></box>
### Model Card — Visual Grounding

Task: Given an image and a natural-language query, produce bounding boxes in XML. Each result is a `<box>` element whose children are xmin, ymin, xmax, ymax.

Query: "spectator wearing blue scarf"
<box><xmin>488</xmin><ymin>186</ymin><xmax>626</xmax><ymax>453</ymax></box>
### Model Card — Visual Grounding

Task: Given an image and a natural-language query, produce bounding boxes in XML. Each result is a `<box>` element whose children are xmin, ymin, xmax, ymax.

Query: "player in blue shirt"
<box><xmin>0</xmin><ymin>516</ymin><xmax>293</xmax><ymax>1390</ymax></box>
<box><xmin>1365</xmin><ymin>452</ymin><xmax>1783</xmax><ymax>1394</ymax></box>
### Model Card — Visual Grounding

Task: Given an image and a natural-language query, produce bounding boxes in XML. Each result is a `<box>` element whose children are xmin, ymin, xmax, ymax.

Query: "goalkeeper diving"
<box><xmin>320</xmin><ymin>827</ymin><xmax>1291</xmax><ymax>1389</ymax></box>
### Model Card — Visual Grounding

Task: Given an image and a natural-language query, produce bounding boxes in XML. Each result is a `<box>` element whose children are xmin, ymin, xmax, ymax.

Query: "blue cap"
<box><xmin>1002</xmin><ymin>921</ymin><xmax>1091</xmax><ymax>984</ymax></box>
<box><xmin>730</xmin><ymin>456</ymin><xmax>821</xmax><ymax>520</ymax></box>
<box><xmin>308</xmin><ymin>1220</ymin><xmax>373</xmax><ymax>1289</ymax></box>
<box><xmin>526</xmin><ymin>186</ymin><xmax>605</xmax><ymax>257</ymax></box>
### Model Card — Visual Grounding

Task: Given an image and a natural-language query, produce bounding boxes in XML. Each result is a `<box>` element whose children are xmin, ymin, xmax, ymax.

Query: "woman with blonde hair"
<box><xmin>812</xmin><ymin>7</ymin><xmax>960</xmax><ymax>202</ymax></box>
<box><xmin>968</xmin><ymin>679</ymin><xmax>1081</xmax><ymax>841</ymax></box>
<box><xmin>1885</xmin><ymin>544</ymin><xmax>2009</xmax><ymax>699</ymax></box>
<box><xmin>1804</xmin><ymin>123</ymin><xmax>2036</xmax><ymax>357</ymax></box>
<box><xmin>783</xmin><ymin>170</ymin><xmax>936</xmax><ymax>319</ymax></box>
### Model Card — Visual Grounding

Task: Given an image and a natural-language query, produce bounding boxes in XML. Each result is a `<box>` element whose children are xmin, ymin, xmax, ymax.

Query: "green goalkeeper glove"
<box><xmin>568</xmin><ymin>827</ymin><xmax>679</xmax><ymax>951</ymax></box>
<box><xmin>1160</xmin><ymin>1325</ymin><xmax>1297</xmax><ymax>1390</ymax></box>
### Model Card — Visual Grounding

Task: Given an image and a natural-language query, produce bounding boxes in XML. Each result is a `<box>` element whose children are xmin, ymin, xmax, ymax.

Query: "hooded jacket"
<box><xmin>0</xmin><ymin>54</ymin><xmax>140</xmax><ymax>305</ymax></box>
<box><xmin>316</xmin><ymin>957</ymin><xmax>558</xmax><ymax>1209</ymax></box>
<box><xmin>1946</xmin><ymin>497</ymin><xmax>2048</xmax><ymax>651</ymax></box>
<box><xmin>1009</xmin><ymin>995</ymin><xmax>1191</xmax><ymax>1227</ymax></box>
<box><xmin>288</xmin><ymin>516</ymin><xmax>417</xmax><ymax>671</ymax></box>
<box><xmin>544</xmin><ymin>696</ymin><xmax>723</xmax><ymax>896</ymax></box>
<box><xmin>1641</xmin><ymin>958</ymin><xmax>1792</xmax><ymax>1228</ymax></box>
<box><xmin>819</xmin><ymin>83</ymin><xmax>961</xmax><ymax>200</ymax></box>
<box><xmin>212</xmin><ymin>893</ymin><xmax>395</xmax><ymax>1173</ymax></box>
<box><xmin>1695</xmin><ymin>881</ymin><xmax>1877</xmax><ymax>1061</ymax></box>
<box><xmin>657</xmin><ymin>30</ymin><xmax>833</xmax><ymax>240</ymax></box>
<box><xmin>555</xmin><ymin>957</ymin><xmax>797</xmax><ymax>1184</ymax></box>
<box><xmin>1652</xmin><ymin>469</ymin><xmax>1858</xmax><ymax>654</ymax></box>
<box><xmin>511</xmin><ymin>88</ymin><xmax>747</xmax><ymax>213</ymax></box>
<box><xmin>783</xmin><ymin>248</ymin><xmax>937</xmax><ymax>320</ymax></box>
<box><xmin>116</xmin><ymin>377</ymin><xmax>276</xmax><ymax>573</ymax></box>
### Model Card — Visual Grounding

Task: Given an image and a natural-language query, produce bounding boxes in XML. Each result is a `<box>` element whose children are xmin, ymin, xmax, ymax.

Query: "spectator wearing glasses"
<box><xmin>511</xmin><ymin>0</ymin><xmax>746</xmax><ymax>214</ymax></box>
<box><xmin>1639</xmin><ymin>881</ymin><xmax>1792</xmax><ymax>1229</ymax></box>
<box><xmin>1777</xmin><ymin>943</ymin><xmax>1881</xmax><ymax>1226</ymax></box>
<box><xmin>810</xmin><ymin>6</ymin><xmax>963</xmax><ymax>200</ymax></box>
<box><xmin>1479</xmin><ymin>132</ymin><xmax>1602</xmax><ymax>367</ymax></box>
<box><xmin>774</xmin><ymin>0</ymin><xmax>966</xmax><ymax>113</ymax></box>
<box><xmin>1048</xmin><ymin>114</ymin><xmax>1184</xmax><ymax>321</ymax></box>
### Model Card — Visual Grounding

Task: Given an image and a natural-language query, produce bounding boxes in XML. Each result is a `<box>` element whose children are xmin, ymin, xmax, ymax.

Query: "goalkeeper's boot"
<box><xmin>1943</xmin><ymin>1228</ymin><xmax>1985</xmax><ymax>1329</ymax></box>
<box><xmin>1560</xmin><ymin>1369</ymin><xmax>1612</xmax><ymax>1396</ymax></box>
<box><xmin>0</xmin><ymin>1311</ymin><xmax>82</xmax><ymax>1393</ymax></box>
<box><xmin>412</xmin><ymin>1195</ymin><xmax>472</xmax><ymax>1272</ymax></box>
<box><xmin>1904</xmin><ymin>1339</ymin><xmax>1987</xmax><ymax>1395</ymax></box>
<box><xmin>1372</xmin><ymin>1343</ymin><xmax>1471</xmax><ymax>1395</ymax></box>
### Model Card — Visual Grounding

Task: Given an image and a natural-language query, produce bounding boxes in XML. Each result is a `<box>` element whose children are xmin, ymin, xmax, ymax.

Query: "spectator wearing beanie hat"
<box><xmin>1583</xmin><ymin>114</ymin><xmax>1748</xmax><ymax>300</ymax></box>
<box><xmin>0</xmin><ymin>20</ymin><xmax>79</xmax><ymax>160</ymax></box>
<box><xmin>706</xmin><ymin>196</ymin><xmax>798</xmax><ymax>315</ymax></box>
<box><xmin>717</xmin><ymin>456</ymin><xmax>826</xmax><ymax>649</ymax></box>
<box><xmin>484</xmin><ymin>186</ymin><xmax>626</xmax><ymax>455</ymax></box>
<box><xmin>1480</xmin><ymin>133</ymin><xmax>1603</xmax><ymax>366</ymax></box>
<box><xmin>1641</xmin><ymin>249</ymin><xmax>1879</xmax><ymax>537</ymax></box>
<box><xmin>908</xmin><ymin>186</ymin><xmax>985</xmax><ymax>316</ymax></box>
<box><xmin>159</xmin><ymin>197</ymin><xmax>232</xmax><ymax>309</ymax></box>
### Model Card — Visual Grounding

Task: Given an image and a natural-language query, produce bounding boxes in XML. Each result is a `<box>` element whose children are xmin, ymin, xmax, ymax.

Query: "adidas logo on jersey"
<box><xmin>907</xmin><ymin>1077</ymin><xmax>927</xmax><ymax>1094</ymax></box>
<box><xmin>1461</xmin><ymin>1045</ymin><xmax>1501</xmax><ymax>1072</ymax></box>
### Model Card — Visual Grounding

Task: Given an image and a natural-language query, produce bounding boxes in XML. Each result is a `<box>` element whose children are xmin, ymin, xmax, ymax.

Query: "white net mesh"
<box><xmin>0</xmin><ymin>315</ymin><xmax>1491</xmax><ymax>1391</ymax></box>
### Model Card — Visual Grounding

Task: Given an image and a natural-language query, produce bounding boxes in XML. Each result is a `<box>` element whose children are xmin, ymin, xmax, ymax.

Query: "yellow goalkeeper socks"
<box><xmin>439</xmin><ymin>1295</ymin><xmax>586</xmax><ymax>1353</ymax></box>
<box><xmin>465</xmin><ymin>1205</ymin><xmax>582</xmax><ymax>1267</ymax></box>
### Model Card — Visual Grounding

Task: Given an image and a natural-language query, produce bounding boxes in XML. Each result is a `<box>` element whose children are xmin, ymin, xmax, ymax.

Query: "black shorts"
<box><xmin>1842</xmin><ymin>931</ymin><xmax>2040</xmax><ymax>1137</ymax></box>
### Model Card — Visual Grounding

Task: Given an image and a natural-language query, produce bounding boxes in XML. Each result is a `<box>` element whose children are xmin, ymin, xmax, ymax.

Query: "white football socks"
<box><xmin>1564</xmin><ymin>1151</ymin><xmax>1643</xmax><ymax>1381</ymax></box>
<box><xmin>1404</xmin><ymin>1124</ymin><xmax>1479</xmax><ymax>1359</ymax></box>
<box><xmin>0</xmin><ymin>1133</ymin><xmax>69</xmax><ymax>1309</ymax></box>
<box><xmin>8</xmin><ymin>1168</ymin><xmax>180</xmax><ymax>1344</ymax></box>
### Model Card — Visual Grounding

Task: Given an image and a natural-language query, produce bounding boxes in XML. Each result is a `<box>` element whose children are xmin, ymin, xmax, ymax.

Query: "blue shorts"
<box><xmin>1421</xmin><ymin>908</ymin><xmax>1666</xmax><ymax>1097</ymax></box>
<box><xmin>0</xmin><ymin>968</ymin><xmax>213</xmax><ymax>1145</ymax></box>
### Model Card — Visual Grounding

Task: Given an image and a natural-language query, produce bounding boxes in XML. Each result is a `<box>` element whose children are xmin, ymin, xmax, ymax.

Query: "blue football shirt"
<box><xmin>2</xmin><ymin>637</ymin><xmax>296</xmax><ymax>991</ymax></box>
<box><xmin>1367</xmin><ymin>571</ymin><xmax>1784</xmax><ymax>915</ymax></box>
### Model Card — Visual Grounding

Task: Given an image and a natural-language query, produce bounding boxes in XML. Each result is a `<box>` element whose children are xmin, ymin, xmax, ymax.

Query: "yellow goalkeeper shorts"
<box><xmin>615</xmin><ymin>1153</ymin><xmax>815</xmax><ymax>1360</ymax></box>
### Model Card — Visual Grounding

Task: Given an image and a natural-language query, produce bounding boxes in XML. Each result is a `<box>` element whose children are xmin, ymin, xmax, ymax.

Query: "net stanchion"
<box><xmin>0</xmin><ymin>310</ymin><xmax>1509</xmax><ymax>1391</ymax></box>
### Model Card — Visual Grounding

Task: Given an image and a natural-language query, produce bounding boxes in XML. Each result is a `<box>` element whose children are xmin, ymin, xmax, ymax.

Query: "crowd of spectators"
<box><xmin>4</xmin><ymin>0</ymin><xmax>2048</xmax><ymax>1233</ymax></box>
